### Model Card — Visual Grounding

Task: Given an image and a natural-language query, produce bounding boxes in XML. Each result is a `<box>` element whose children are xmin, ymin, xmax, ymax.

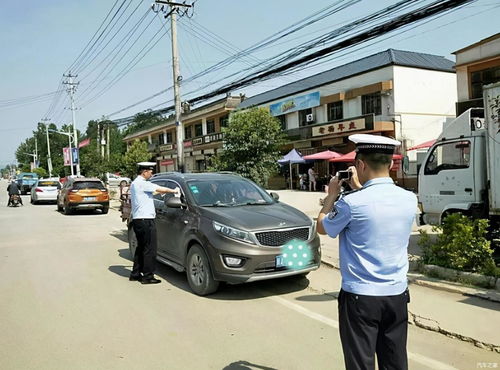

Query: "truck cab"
<box><xmin>16</xmin><ymin>172</ymin><xmax>39</xmax><ymax>195</ymax></box>
<box><xmin>418</xmin><ymin>108</ymin><xmax>487</xmax><ymax>225</ymax></box>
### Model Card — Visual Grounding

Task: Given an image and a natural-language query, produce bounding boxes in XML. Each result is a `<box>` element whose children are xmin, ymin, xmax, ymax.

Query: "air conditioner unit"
<box><xmin>306</xmin><ymin>113</ymin><xmax>315</xmax><ymax>123</ymax></box>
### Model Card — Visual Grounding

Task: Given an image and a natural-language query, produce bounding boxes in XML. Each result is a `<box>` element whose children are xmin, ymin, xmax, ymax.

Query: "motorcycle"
<box><xmin>9</xmin><ymin>194</ymin><xmax>20</xmax><ymax>207</ymax></box>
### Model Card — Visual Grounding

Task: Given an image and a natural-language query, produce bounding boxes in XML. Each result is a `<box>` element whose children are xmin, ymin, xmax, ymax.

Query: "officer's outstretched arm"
<box><xmin>317</xmin><ymin>176</ymin><xmax>342</xmax><ymax>235</ymax></box>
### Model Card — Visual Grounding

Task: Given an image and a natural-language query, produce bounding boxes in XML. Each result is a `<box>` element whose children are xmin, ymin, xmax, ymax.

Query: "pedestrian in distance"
<box><xmin>317</xmin><ymin>134</ymin><xmax>417</xmax><ymax>370</ymax></box>
<box><xmin>129</xmin><ymin>162</ymin><xmax>179</xmax><ymax>284</ymax></box>
<box><xmin>7</xmin><ymin>180</ymin><xmax>23</xmax><ymax>206</ymax></box>
<box><xmin>308</xmin><ymin>166</ymin><xmax>317</xmax><ymax>191</ymax></box>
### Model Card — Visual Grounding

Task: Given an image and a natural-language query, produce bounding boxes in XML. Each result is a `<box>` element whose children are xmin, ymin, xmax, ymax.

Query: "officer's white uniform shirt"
<box><xmin>130</xmin><ymin>176</ymin><xmax>160</xmax><ymax>219</ymax></box>
<box><xmin>322</xmin><ymin>177</ymin><xmax>417</xmax><ymax>296</ymax></box>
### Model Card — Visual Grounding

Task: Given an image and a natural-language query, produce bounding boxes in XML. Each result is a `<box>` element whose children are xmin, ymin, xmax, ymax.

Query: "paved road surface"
<box><xmin>0</xmin><ymin>180</ymin><xmax>497</xmax><ymax>369</ymax></box>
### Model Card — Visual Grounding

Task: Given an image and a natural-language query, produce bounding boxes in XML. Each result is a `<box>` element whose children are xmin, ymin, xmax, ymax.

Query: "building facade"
<box><xmin>454</xmin><ymin>33</ymin><xmax>500</xmax><ymax>116</ymax></box>
<box><xmin>238</xmin><ymin>49</ymin><xmax>457</xmax><ymax>186</ymax></box>
<box><xmin>123</xmin><ymin>95</ymin><xmax>243</xmax><ymax>173</ymax></box>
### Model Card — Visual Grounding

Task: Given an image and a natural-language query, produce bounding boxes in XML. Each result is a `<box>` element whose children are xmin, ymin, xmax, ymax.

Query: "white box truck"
<box><xmin>418</xmin><ymin>82</ymin><xmax>500</xmax><ymax>236</ymax></box>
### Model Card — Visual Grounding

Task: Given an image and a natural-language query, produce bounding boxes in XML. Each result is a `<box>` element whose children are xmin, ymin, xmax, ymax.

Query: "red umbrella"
<box><xmin>303</xmin><ymin>150</ymin><xmax>343</xmax><ymax>160</ymax></box>
<box><xmin>407</xmin><ymin>139</ymin><xmax>436</xmax><ymax>151</ymax></box>
<box><xmin>329</xmin><ymin>151</ymin><xmax>403</xmax><ymax>162</ymax></box>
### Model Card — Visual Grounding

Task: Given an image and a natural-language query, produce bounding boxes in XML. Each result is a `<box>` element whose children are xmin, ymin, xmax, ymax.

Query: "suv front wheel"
<box><xmin>186</xmin><ymin>244</ymin><xmax>219</xmax><ymax>296</ymax></box>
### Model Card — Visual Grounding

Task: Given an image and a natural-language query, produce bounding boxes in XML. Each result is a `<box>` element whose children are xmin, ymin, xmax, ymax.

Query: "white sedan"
<box><xmin>30</xmin><ymin>178</ymin><xmax>61</xmax><ymax>204</ymax></box>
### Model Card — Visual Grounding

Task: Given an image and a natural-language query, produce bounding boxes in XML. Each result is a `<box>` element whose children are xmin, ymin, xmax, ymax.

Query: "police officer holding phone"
<box><xmin>317</xmin><ymin>134</ymin><xmax>417</xmax><ymax>370</ymax></box>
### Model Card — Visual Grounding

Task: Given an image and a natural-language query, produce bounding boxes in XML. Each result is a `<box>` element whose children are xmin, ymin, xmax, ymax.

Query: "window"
<box><xmin>277</xmin><ymin>115</ymin><xmax>287</xmax><ymax>130</ymax></box>
<box><xmin>195</xmin><ymin>123</ymin><xmax>203</xmax><ymax>137</ymax></box>
<box><xmin>470</xmin><ymin>66</ymin><xmax>500</xmax><ymax>99</ymax></box>
<box><xmin>206</xmin><ymin>119</ymin><xmax>216</xmax><ymax>134</ymax></box>
<box><xmin>184</xmin><ymin>126</ymin><xmax>192</xmax><ymax>140</ymax></box>
<box><xmin>362</xmin><ymin>93</ymin><xmax>382</xmax><ymax>115</ymax></box>
<box><xmin>158</xmin><ymin>133</ymin><xmax>165</xmax><ymax>144</ymax></box>
<box><xmin>299</xmin><ymin>108</ymin><xmax>313</xmax><ymax>127</ymax></box>
<box><xmin>220</xmin><ymin>114</ymin><xmax>229</xmax><ymax>128</ymax></box>
<box><xmin>166</xmin><ymin>132</ymin><xmax>173</xmax><ymax>143</ymax></box>
<box><xmin>327</xmin><ymin>101</ymin><xmax>343</xmax><ymax>121</ymax></box>
<box><xmin>424</xmin><ymin>140</ymin><xmax>470</xmax><ymax>175</ymax></box>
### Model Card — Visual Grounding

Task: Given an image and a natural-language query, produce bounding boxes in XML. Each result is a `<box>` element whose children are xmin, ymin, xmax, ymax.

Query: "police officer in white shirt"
<box><xmin>317</xmin><ymin>134</ymin><xmax>417</xmax><ymax>370</ymax></box>
<box><xmin>130</xmin><ymin>162</ymin><xmax>179</xmax><ymax>284</ymax></box>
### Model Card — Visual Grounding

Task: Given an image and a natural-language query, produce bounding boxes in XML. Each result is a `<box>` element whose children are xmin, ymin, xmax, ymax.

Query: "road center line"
<box><xmin>269</xmin><ymin>295</ymin><xmax>458</xmax><ymax>370</ymax></box>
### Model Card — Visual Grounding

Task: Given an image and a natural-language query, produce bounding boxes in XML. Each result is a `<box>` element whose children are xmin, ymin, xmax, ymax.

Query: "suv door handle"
<box><xmin>464</xmin><ymin>188</ymin><xmax>473</xmax><ymax>192</ymax></box>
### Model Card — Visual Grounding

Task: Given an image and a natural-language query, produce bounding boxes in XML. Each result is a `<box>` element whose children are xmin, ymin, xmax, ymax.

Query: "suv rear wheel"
<box><xmin>186</xmin><ymin>244</ymin><xmax>219</xmax><ymax>296</ymax></box>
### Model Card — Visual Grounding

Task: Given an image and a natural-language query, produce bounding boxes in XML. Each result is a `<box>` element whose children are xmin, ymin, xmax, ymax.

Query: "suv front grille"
<box><xmin>255</xmin><ymin>227</ymin><xmax>310</xmax><ymax>247</ymax></box>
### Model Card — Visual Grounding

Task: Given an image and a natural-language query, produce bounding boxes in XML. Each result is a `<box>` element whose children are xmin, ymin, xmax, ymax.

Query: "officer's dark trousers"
<box><xmin>338</xmin><ymin>289</ymin><xmax>409</xmax><ymax>370</ymax></box>
<box><xmin>131</xmin><ymin>219</ymin><xmax>157</xmax><ymax>279</ymax></box>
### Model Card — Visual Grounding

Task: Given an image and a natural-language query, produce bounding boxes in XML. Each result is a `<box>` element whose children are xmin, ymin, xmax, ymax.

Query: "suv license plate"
<box><xmin>276</xmin><ymin>255</ymin><xmax>285</xmax><ymax>268</ymax></box>
<box><xmin>84</xmin><ymin>197</ymin><xmax>96</xmax><ymax>201</ymax></box>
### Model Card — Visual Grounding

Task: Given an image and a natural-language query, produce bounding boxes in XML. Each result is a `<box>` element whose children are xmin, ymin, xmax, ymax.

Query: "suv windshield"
<box><xmin>73</xmin><ymin>181</ymin><xmax>106</xmax><ymax>190</ymax></box>
<box><xmin>187</xmin><ymin>178</ymin><xmax>273</xmax><ymax>206</ymax></box>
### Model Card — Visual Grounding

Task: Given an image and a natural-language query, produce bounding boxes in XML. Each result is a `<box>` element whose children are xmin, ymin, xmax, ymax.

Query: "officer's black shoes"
<box><xmin>141</xmin><ymin>277</ymin><xmax>161</xmax><ymax>284</ymax></box>
<box><xmin>129</xmin><ymin>274</ymin><xmax>142</xmax><ymax>282</ymax></box>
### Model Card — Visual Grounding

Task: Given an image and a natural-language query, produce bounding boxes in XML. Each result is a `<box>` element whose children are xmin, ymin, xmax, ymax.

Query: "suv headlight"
<box><xmin>213</xmin><ymin>221</ymin><xmax>255</xmax><ymax>244</ymax></box>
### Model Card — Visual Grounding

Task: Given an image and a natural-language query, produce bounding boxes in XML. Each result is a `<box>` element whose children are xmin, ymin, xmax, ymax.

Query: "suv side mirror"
<box><xmin>270</xmin><ymin>192</ymin><xmax>279</xmax><ymax>201</ymax></box>
<box><xmin>166</xmin><ymin>196</ymin><xmax>185</xmax><ymax>208</ymax></box>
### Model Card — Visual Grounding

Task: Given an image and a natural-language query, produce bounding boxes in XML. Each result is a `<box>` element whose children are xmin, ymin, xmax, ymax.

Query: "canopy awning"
<box><xmin>278</xmin><ymin>149</ymin><xmax>306</xmax><ymax>164</ymax></box>
<box><xmin>303</xmin><ymin>150</ymin><xmax>343</xmax><ymax>160</ymax></box>
<box><xmin>407</xmin><ymin>139</ymin><xmax>436</xmax><ymax>151</ymax></box>
<box><xmin>329</xmin><ymin>151</ymin><xmax>403</xmax><ymax>162</ymax></box>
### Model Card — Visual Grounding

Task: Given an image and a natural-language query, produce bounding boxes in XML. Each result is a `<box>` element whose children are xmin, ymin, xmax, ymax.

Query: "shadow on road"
<box><xmin>458</xmin><ymin>295</ymin><xmax>500</xmax><ymax>311</ymax></box>
<box><xmin>222</xmin><ymin>360</ymin><xmax>277</xmax><ymax>370</ymax></box>
<box><xmin>110</xmin><ymin>229</ymin><xmax>128</xmax><ymax>243</ymax></box>
<box><xmin>112</xmin><ymin>248</ymin><xmax>313</xmax><ymax>300</ymax></box>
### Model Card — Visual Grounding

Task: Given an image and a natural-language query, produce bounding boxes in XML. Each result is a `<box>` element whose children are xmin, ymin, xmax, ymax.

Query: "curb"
<box><xmin>320</xmin><ymin>258</ymin><xmax>500</xmax><ymax>303</ymax></box>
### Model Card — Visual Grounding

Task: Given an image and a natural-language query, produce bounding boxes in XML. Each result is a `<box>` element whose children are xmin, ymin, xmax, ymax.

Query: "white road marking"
<box><xmin>269</xmin><ymin>295</ymin><xmax>459</xmax><ymax>370</ymax></box>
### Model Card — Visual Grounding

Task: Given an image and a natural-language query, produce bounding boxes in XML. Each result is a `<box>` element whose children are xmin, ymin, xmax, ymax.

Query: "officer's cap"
<box><xmin>349</xmin><ymin>134</ymin><xmax>400</xmax><ymax>155</ymax></box>
<box><xmin>137</xmin><ymin>162</ymin><xmax>156</xmax><ymax>171</ymax></box>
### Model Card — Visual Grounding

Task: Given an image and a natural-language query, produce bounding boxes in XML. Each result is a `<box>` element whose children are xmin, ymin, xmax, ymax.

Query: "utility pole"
<box><xmin>34</xmin><ymin>137</ymin><xmax>38</xmax><ymax>169</ymax></box>
<box><xmin>153</xmin><ymin>1</ymin><xmax>192</xmax><ymax>173</ymax></box>
<box><xmin>96</xmin><ymin>121</ymin><xmax>101</xmax><ymax>157</ymax></box>
<box><xmin>42</xmin><ymin>119</ymin><xmax>53</xmax><ymax>177</ymax></box>
<box><xmin>106</xmin><ymin>123</ymin><xmax>110</xmax><ymax>160</ymax></box>
<box><xmin>63</xmin><ymin>72</ymin><xmax>80</xmax><ymax>176</ymax></box>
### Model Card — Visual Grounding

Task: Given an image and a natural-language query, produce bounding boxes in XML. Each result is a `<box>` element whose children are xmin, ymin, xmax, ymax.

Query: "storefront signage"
<box><xmin>183</xmin><ymin>140</ymin><xmax>192</xmax><ymax>148</ymax></box>
<box><xmin>270</xmin><ymin>91</ymin><xmax>320</xmax><ymax>117</ymax></box>
<box><xmin>160</xmin><ymin>159</ymin><xmax>174</xmax><ymax>166</ymax></box>
<box><xmin>159</xmin><ymin>144</ymin><xmax>173</xmax><ymax>152</ymax></box>
<box><xmin>312</xmin><ymin>118</ymin><xmax>366</xmax><ymax>137</ymax></box>
<box><xmin>192</xmin><ymin>133</ymin><xmax>224</xmax><ymax>146</ymax></box>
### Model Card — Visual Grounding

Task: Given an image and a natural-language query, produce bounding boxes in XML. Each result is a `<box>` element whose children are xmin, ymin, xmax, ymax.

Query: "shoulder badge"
<box><xmin>328</xmin><ymin>206</ymin><xmax>338</xmax><ymax>220</ymax></box>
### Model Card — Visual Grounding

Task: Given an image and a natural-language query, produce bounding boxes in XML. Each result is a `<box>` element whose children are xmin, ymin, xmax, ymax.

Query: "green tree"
<box><xmin>33</xmin><ymin>167</ymin><xmax>48</xmax><ymax>178</ymax></box>
<box><xmin>123</xmin><ymin>111</ymin><xmax>164</xmax><ymax>136</ymax></box>
<box><xmin>122</xmin><ymin>140</ymin><xmax>152</xmax><ymax>178</ymax></box>
<box><xmin>209</xmin><ymin>108</ymin><xmax>284</xmax><ymax>187</ymax></box>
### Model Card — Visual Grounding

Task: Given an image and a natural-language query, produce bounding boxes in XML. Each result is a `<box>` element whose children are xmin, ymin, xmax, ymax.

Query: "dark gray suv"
<box><xmin>128</xmin><ymin>172</ymin><xmax>321</xmax><ymax>295</ymax></box>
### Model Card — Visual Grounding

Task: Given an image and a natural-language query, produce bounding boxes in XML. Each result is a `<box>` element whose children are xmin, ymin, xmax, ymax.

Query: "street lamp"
<box><xmin>49</xmin><ymin>129</ymin><xmax>75</xmax><ymax>176</ymax></box>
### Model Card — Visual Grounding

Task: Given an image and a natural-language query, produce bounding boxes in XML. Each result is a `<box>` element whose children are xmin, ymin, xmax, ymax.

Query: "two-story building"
<box><xmin>123</xmin><ymin>95</ymin><xmax>243</xmax><ymax>172</ymax></box>
<box><xmin>238</xmin><ymin>48</ymin><xmax>457</xmax><ymax>187</ymax></box>
<box><xmin>454</xmin><ymin>33</ymin><xmax>500</xmax><ymax>116</ymax></box>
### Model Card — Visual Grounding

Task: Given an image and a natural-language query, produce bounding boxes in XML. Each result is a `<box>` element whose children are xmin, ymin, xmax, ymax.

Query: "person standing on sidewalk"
<box><xmin>308</xmin><ymin>166</ymin><xmax>317</xmax><ymax>191</ymax></box>
<box><xmin>317</xmin><ymin>134</ymin><xmax>417</xmax><ymax>370</ymax></box>
<box><xmin>130</xmin><ymin>162</ymin><xmax>179</xmax><ymax>284</ymax></box>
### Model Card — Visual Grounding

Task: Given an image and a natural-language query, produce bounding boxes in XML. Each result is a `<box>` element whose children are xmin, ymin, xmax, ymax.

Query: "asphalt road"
<box><xmin>0</xmin><ymin>180</ymin><xmax>498</xmax><ymax>370</ymax></box>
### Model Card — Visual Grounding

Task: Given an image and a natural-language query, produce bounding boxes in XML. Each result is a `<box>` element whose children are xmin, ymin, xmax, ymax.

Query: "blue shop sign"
<box><xmin>72</xmin><ymin>148</ymin><xmax>79</xmax><ymax>164</ymax></box>
<box><xmin>269</xmin><ymin>91</ymin><xmax>320</xmax><ymax>116</ymax></box>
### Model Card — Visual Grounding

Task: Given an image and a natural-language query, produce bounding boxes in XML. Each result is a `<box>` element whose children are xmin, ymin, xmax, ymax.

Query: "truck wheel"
<box><xmin>186</xmin><ymin>244</ymin><xmax>219</xmax><ymax>296</ymax></box>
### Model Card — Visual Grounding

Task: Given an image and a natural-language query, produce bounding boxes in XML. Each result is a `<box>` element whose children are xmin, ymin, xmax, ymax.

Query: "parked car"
<box><xmin>30</xmin><ymin>178</ymin><xmax>61</xmax><ymax>204</ymax></box>
<box><xmin>106</xmin><ymin>172</ymin><xmax>131</xmax><ymax>187</ymax></box>
<box><xmin>16</xmin><ymin>172</ymin><xmax>39</xmax><ymax>194</ymax></box>
<box><xmin>57</xmin><ymin>177</ymin><xmax>109</xmax><ymax>215</ymax></box>
<box><xmin>127</xmin><ymin>172</ymin><xmax>321</xmax><ymax>295</ymax></box>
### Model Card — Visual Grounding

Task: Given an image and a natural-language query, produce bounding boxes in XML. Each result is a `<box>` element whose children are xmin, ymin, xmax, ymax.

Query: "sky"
<box><xmin>1</xmin><ymin>0</ymin><xmax>499</xmax><ymax>168</ymax></box>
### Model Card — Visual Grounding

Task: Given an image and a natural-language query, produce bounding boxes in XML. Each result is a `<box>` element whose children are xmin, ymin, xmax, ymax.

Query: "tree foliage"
<box><xmin>123</xmin><ymin>111</ymin><xmax>164</xmax><ymax>137</ymax></box>
<box><xmin>122</xmin><ymin>140</ymin><xmax>152</xmax><ymax>178</ymax></box>
<box><xmin>209</xmin><ymin>108</ymin><xmax>284</xmax><ymax>187</ymax></box>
